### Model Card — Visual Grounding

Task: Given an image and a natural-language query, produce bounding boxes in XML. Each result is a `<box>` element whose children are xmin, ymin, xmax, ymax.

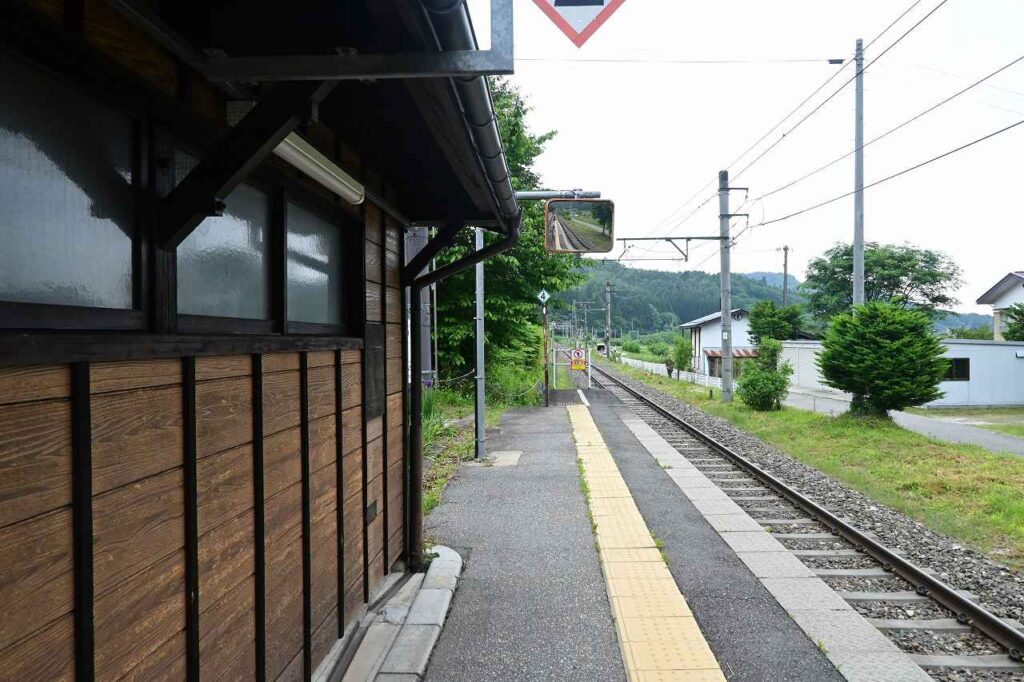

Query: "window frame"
<box><xmin>946</xmin><ymin>357</ymin><xmax>970</xmax><ymax>382</ymax></box>
<box><xmin>283</xmin><ymin>191</ymin><xmax>358</xmax><ymax>335</ymax></box>
<box><xmin>0</xmin><ymin>45</ymin><xmax>363</xmax><ymax>340</ymax></box>
<box><xmin>0</xmin><ymin>57</ymin><xmax>146</xmax><ymax>331</ymax></box>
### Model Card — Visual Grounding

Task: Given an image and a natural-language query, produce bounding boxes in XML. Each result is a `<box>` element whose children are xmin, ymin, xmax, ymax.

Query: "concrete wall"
<box><xmin>619</xmin><ymin>356</ymin><xmax>722</xmax><ymax>388</ymax></box>
<box><xmin>781</xmin><ymin>339</ymin><xmax>1024</xmax><ymax>407</ymax></box>
<box><xmin>991</xmin><ymin>280</ymin><xmax>1024</xmax><ymax>341</ymax></box>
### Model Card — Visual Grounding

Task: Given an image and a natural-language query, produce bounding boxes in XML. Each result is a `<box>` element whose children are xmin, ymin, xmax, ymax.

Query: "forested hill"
<box><xmin>553</xmin><ymin>261</ymin><xmax>792</xmax><ymax>332</ymax></box>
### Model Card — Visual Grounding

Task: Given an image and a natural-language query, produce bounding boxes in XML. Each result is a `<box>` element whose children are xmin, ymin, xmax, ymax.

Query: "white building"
<box><xmin>782</xmin><ymin>339</ymin><xmax>1024</xmax><ymax>408</ymax></box>
<box><xmin>680</xmin><ymin>309</ymin><xmax>756</xmax><ymax>376</ymax></box>
<box><xmin>977</xmin><ymin>272</ymin><xmax>1024</xmax><ymax>341</ymax></box>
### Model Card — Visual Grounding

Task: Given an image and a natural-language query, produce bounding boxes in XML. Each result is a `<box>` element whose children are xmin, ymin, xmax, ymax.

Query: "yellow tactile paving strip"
<box><xmin>568</xmin><ymin>404</ymin><xmax>726</xmax><ymax>682</ymax></box>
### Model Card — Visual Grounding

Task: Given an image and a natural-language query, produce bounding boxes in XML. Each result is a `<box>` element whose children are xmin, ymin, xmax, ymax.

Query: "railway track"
<box><xmin>550</xmin><ymin>213</ymin><xmax>591</xmax><ymax>252</ymax></box>
<box><xmin>588</xmin><ymin>362</ymin><xmax>1024</xmax><ymax>680</ymax></box>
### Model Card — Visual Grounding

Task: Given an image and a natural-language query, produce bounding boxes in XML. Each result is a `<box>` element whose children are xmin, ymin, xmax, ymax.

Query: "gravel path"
<box><xmin>595</xmin><ymin>363</ymin><xmax>1024</xmax><ymax>625</ymax></box>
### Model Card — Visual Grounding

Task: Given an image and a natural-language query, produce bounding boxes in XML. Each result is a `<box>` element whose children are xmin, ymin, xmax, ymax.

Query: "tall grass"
<box><xmin>422</xmin><ymin>388</ymin><xmax>449</xmax><ymax>448</ymax></box>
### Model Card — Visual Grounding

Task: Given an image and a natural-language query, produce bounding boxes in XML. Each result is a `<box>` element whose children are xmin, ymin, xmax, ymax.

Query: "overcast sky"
<box><xmin>468</xmin><ymin>0</ymin><xmax>1024</xmax><ymax>315</ymax></box>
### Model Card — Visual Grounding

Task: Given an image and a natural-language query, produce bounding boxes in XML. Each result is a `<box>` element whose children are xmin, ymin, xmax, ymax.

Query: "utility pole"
<box><xmin>853</xmin><ymin>37</ymin><xmax>865</xmax><ymax>306</ymax></box>
<box><xmin>473</xmin><ymin>227</ymin><xmax>485</xmax><ymax>459</ymax></box>
<box><xmin>718</xmin><ymin>170</ymin><xmax>734</xmax><ymax>403</ymax></box>
<box><xmin>782</xmin><ymin>245</ymin><xmax>790</xmax><ymax>306</ymax></box>
<box><xmin>582</xmin><ymin>305</ymin><xmax>589</xmax><ymax>346</ymax></box>
<box><xmin>604</xmin><ymin>282</ymin><xmax>612</xmax><ymax>358</ymax></box>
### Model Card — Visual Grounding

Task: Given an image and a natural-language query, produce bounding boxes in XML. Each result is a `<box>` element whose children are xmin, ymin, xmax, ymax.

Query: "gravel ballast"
<box><xmin>596</xmin><ymin>363</ymin><xmax>1024</xmax><ymax>625</ymax></box>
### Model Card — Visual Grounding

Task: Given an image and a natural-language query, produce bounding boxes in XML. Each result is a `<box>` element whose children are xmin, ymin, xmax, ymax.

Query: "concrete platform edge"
<box><xmin>341</xmin><ymin>547</ymin><xmax>462</xmax><ymax>682</ymax></box>
<box><xmin>616</xmin><ymin>409</ymin><xmax>933</xmax><ymax>682</ymax></box>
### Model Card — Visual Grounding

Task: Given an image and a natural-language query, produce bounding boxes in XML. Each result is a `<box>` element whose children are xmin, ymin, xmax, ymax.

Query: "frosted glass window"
<box><xmin>287</xmin><ymin>204</ymin><xmax>342</xmax><ymax>324</ymax></box>
<box><xmin>177</xmin><ymin>183</ymin><xmax>271</xmax><ymax>318</ymax></box>
<box><xmin>0</xmin><ymin>53</ymin><xmax>134</xmax><ymax>309</ymax></box>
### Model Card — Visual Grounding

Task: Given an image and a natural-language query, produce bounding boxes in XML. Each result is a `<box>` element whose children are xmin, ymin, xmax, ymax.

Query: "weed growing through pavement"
<box><xmin>651</xmin><ymin>531</ymin><xmax>669</xmax><ymax>563</ymax></box>
<box><xmin>661</xmin><ymin>463</ymin><xmax>673</xmax><ymax>469</ymax></box>
<box><xmin>577</xmin><ymin>458</ymin><xmax>598</xmax><ymax>535</ymax></box>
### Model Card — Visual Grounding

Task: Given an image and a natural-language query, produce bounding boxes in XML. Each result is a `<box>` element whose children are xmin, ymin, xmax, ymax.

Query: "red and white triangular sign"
<box><xmin>531</xmin><ymin>0</ymin><xmax>628</xmax><ymax>48</ymax></box>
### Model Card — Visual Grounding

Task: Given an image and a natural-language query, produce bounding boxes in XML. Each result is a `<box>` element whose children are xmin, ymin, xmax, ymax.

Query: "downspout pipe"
<box><xmin>406</xmin><ymin>217</ymin><xmax>520</xmax><ymax>570</ymax></box>
<box><xmin>405</xmin><ymin>0</ymin><xmax>523</xmax><ymax>570</ymax></box>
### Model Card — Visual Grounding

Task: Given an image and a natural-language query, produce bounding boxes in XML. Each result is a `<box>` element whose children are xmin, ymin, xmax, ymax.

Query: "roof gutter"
<box><xmin>421</xmin><ymin>0</ymin><xmax>521</xmax><ymax>233</ymax></box>
<box><xmin>405</xmin><ymin>2</ymin><xmax>524</xmax><ymax>570</ymax></box>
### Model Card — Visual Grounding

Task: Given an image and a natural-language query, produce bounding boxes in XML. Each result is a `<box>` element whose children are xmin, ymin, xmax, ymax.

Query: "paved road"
<box><xmin>786</xmin><ymin>387</ymin><xmax>1024</xmax><ymax>457</ymax></box>
<box><xmin>891</xmin><ymin>410</ymin><xmax>1024</xmax><ymax>456</ymax></box>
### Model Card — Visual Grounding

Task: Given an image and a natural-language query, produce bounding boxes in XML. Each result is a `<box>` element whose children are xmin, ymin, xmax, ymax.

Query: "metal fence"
<box><xmin>618</xmin><ymin>356</ymin><xmax>723</xmax><ymax>389</ymax></box>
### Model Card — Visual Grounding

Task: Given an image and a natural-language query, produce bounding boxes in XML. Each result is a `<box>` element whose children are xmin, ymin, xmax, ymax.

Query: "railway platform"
<box><xmin>422</xmin><ymin>388</ymin><xmax>930</xmax><ymax>680</ymax></box>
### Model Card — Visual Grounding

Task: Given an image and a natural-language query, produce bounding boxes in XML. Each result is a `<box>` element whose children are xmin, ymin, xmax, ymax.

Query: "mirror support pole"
<box><xmin>473</xmin><ymin>227</ymin><xmax>486</xmax><ymax>459</ymax></box>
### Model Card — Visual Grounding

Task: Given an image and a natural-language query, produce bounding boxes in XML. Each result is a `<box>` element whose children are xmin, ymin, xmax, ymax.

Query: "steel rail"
<box><xmin>590</xmin><ymin>364</ymin><xmax>1024</xmax><ymax>661</ymax></box>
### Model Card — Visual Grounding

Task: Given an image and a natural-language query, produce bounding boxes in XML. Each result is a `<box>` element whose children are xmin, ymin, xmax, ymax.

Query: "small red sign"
<box><xmin>531</xmin><ymin>0</ymin><xmax>628</xmax><ymax>48</ymax></box>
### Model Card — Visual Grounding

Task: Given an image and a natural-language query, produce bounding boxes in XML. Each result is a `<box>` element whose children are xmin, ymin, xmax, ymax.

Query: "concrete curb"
<box><xmin>342</xmin><ymin>546</ymin><xmax>463</xmax><ymax>682</ymax></box>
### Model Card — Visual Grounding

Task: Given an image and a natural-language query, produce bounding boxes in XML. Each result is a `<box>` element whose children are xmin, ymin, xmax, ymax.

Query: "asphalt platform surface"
<box><xmin>424</xmin><ymin>404</ymin><xmax>626</xmax><ymax>682</ymax></box>
<box><xmin>585</xmin><ymin>389</ymin><xmax>844</xmax><ymax>682</ymax></box>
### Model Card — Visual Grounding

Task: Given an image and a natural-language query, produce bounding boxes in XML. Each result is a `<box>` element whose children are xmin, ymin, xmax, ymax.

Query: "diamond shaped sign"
<box><xmin>532</xmin><ymin>0</ymin><xmax>628</xmax><ymax>47</ymax></box>
<box><xmin>537</xmin><ymin>289</ymin><xmax>551</xmax><ymax>304</ymax></box>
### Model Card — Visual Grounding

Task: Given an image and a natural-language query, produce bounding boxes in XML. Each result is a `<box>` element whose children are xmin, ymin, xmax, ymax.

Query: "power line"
<box><xmin>732</xmin><ymin>0</ymin><xmax>951</xmax><ymax>182</ymax></box>
<box><xmin>754</xmin><ymin>51</ymin><xmax>1024</xmax><ymax>201</ymax></box>
<box><xmin>733</xmin><ymin>116</ymin><xmax>1024</xmax><ymax>239</ymax></box>
<box><xmin>516</xmin><ymin>56</ymin><xmax>844</xmax><ymax>65</ymax></box>
<box><xmin>645</xmin><ymin>0</ymin><xmax>932</xmax><ymax>239</ymax></box>
<box><xmin>720</xmin><ymin>0</ymin><xmax>930</xmax><ymax>177</ymax></box>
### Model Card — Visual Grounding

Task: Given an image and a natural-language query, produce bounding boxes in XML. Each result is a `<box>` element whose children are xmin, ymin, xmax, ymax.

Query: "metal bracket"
<box><xmin>203</xmin><ymin>0</ymin><xmax>514</xmax><ymax>82</ymax></box>
<box><xmin>515</xmin><ymin>189</ymin><xmax>601</xmax><ymax>200</ymax></box>
<box><xmin>157</xmin><ymin>80</ymin><xmax>337</xmax><ymax>250</ymax></box>
<box><xmin>615</xmin><ymin>235</ymin><xmax>727</xmax><ymax>263</ymax></box>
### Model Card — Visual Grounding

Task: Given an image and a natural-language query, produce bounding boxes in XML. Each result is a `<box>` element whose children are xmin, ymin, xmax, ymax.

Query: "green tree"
<box><xmin>736</xmin><ymin>338</ymin><xmax>793</xmax><ymax>411</ymax></box>
<box><xmin>435</xmin><ymin>80</ymin><xmax>583</xmax><ymax>376</ymax></box>
<box><xmin>748</xmin><ymin>300</ymin><xmax>804</xmax><ymax>343</ymax></box>
<box><xmin>817</xmin><ymin>302</ymin><xmax>948</xmax><ymax>416</ymax></box>
<box><xmin>672</xmin><ymin>335</ymin><xmax>693</xmax><ymax>376</ymax></box>
<box><xmin>802</xmin><ymin>243</ymin><xmax>962</xmax><ymax>321</ymax></box>
<box><xmin>1004</xmin><ymin>302</ymin><xmax>1024</xmax><ymax>341</ymax></box>
<box><xmin>591</xmin><ymin>202</ymin><xmax>613</xmax><ymax>235</ymax></box>
<box><xmin>947</xmin><ymin>325</ymin><xmax>992</xmax><ymax>340</ymax></box>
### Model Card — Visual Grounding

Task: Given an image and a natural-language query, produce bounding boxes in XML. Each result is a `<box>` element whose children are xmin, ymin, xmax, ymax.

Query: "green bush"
<box><xmin>818</xmin><ymin>302</ymin><xmax>947</xmax><ymax>415</ymax></box>
<box><xmin>648</xmin><ymin>341</ymin><xmax>669</xmax><ymax>357</ymax></box>
<box><xmin>622</xmin><ymin>339</ymin><xmax>641</xmax><ymax>353</ymax></box>
<box><xmin>736</xmin><ymin>364</ymin><xmax>792</xmax><ymax>411</ymax></box>
<box><xmin>737</xmin><ymin>338</ymin><xmax>792</xmax><ymax>411</ymax></box>
<box><xmin>672</xmin><ymin>335</ymin><xmax>693</xmax><ymax>375</ymax></box>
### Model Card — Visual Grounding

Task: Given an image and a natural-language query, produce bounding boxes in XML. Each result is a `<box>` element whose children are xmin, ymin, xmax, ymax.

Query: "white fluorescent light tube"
<box><xmin>273</xmin><ymin>133</ymin><xmax>365</xmax><ymax>205</ymax></box>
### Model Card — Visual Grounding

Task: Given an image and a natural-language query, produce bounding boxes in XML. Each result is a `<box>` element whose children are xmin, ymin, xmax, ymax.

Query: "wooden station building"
<box><xmin>0</xmin><ymin>1</ymin><xmax>519</xmax><ymax>679</ymax></box>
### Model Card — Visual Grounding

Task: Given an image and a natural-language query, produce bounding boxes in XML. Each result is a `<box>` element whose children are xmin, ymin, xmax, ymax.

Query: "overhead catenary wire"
<box><xmin>516</xmin><ymin>56</ymin><xmax>845</xmax><ymax>65</ymax></box>
<box><xmin>732</xmin><ymin>116</ymin><xmax>1024</xmax><ymax>241</ymax></box>
<box><xmin>644</xmin><ymin>0</ymin><xmax>933</xmax><ymax>239</ymax></box>
<box><xmin>731</xmin><ymin>0</ymin><xmax>951</xmax><ymax>182</ymax></box>
<box><xmin>725</xmin><ymin>0</ymin><xmax>928</xmax><ymax>179</ymax></box>
<box><xmin>754</xmin><ymin>51</ymin><xmax>1024</xmax><ymax>201</ymax></box>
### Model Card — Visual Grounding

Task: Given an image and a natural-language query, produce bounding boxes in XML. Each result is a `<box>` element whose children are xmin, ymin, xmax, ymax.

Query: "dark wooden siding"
<box><xmin>384</xmin><ymin>217</ymin><xmax>405</xmax><ymax>569</ymax></box>
<box><xmin>0</xmin><ymin>366</ymin><xmax>75</xmax><ymax>679</ymax></box>
<box><xmin>0</xmin><ymin>2</ymin><xmax>408</xmax><ymax>679</ymax></box>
